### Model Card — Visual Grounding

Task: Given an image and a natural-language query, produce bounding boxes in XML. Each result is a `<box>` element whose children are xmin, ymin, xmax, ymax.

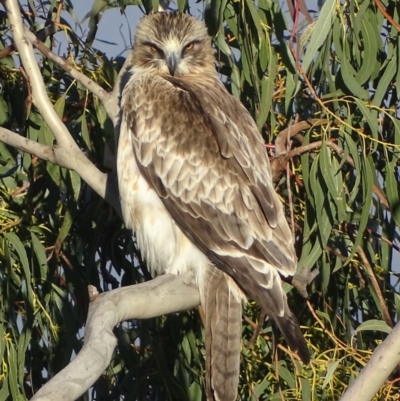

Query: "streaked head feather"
<box><xmin>130</xmin><ymin>12</ymin><xmax>215</xmax><ymax>76</ymax></box>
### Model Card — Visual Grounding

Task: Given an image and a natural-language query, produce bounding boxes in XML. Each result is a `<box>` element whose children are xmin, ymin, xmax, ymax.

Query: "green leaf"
<box><xmin>176</xmin><ymin>0</ymin><xmax>186</xmax><ymax>12</ymax></box>
<box><xmin>81</xmin><ymin>112</ymin><xmax>91</xmax><ymax>149</ymax></box>
<box><xmin>298</xmin><ymin>210</ymin><xmax>322</xmax><ymax>270</ymax></box>
<box><xmin>301</xmin><ymin>377</ymin><xmax>311</xmax><ymax>401</ymax></box>
<box><xmin>385</xmin><ymin>160</ymin><xmax>400</xmax><ymax>228</ymax></box>
<box><xmin>322</xmin><ymin>360</ymin><xmax>340</xmax><ymax>389</ymax></box>
<box><xmin>259</xmin><ymin>35</ymin><xmax>269</xmax><ymax>71</ymax></box>
<box><xmin>302</xmin><ymin>0</ymin><xmax>335</xmax><ymax>73</ymax></box>
<box><xmin>340</xmin><ymin>50</ymin><xmax>369</xmax><ymax>99</ymax></box>
<box><xmin>355</xmin><ymin>319</ymin><xmax>392</xmax><ymax>334</ymax></box>
<box><xmin>142</xmin><ymin>0</ymin><xmax>159</xmax><ymax>13</ymax></box>
<box><xmin>316</xmin><ymin>310</ymin><xmax>332</xmax><ymax>324</ymax></box>
<box><xmin>0</xmin><ymin>93</ymin><xmax>9</xmax><ymax>125</ymax></box>
<box><xmin>277</xmin><ymin>364</ymin><xmax>295</xmax><ymax>389</ymax></box>
<box><xmin>46</xmin><ymin>163</ymin><xmax>61</xmax><ymax>186</ymax></box>
<box><xmin>69</xmin><ymin>170</ymin><xmax>81</xmax><ymax>203</ymax></box>
<box><xmin>354</xmin><ymin>99</ymin><xmax>378</xmax><ymax>146</ymax></box>
<box><xmin>8</xmin><ymin>344</ymin><xmax>19</xmax><ymax>399</ymax></box>
<box><xmin>356</xmin><ymin>20</ymin><xmax>378</xmax><ymax>84</ymax></box>
<box><xmin>319</xmin><ymin>143</ymin><xmax>346</xmax><ymax>221</ymax></box>
<box><xmin>244</xmin><ymin>0</ymin><xmax>262</xmax><ymax>33</ymax></box>
<box><xmin>257</xmin><ymin>73</ymin><xmax>275</xmax><ymax>130</ymax></box>
<box><xmin>346</xmin><ymin>156</ymin><xmax>374</xmax><ymax>264</ymax></box>
<box><xmin>342</xmin><ymin>130</ymin><xmax>361</xmax><ymax>205</ymax></box>
<box><xmin>319</xmin><ymin>144</ymin><xmax>338</xmax><ymax>199</ymax></box>
<box><xmin>94</xmin><ymin>96</ymin><xmax>108</xmax><ymax>129</ymax></box>
<box><xmin>53</xmin><ymin>92</ymin><xmax>66</xmax><ymax>119</ymax></box>
<box><xmin>188</xmin><ymin>381</ymin><xmax>202</xmax><ymax>401</ymax></box>
<box><xmin>284</xmin><ymin>72</ymin><xmax>296</xmax><ymax>114</ymax></box>
<box><xmin>310</xmin><ymin>155</ymin><xmax>333</xmax><ymax>247</ymax></box>
<box><xmin>0</xmin><ymin>375</ymin><xmax>9</xmax><ymax>399</ymax></box>
<box><xmin>30</xmin><ymin>232</ymin><xmax>48</xmax><ymax>281</ymax></box>
<box><xmin>372</xmin><ymin>55</ymin><xmax>397</xmax><ymax>107</ymax></box>
<box><xmin>17</xmin><ymin>327</ymin><xmax>32</xmax><ymax>389</ymax></box>
<box><xmin>230</xmin><ymin>63</ymin><xmax>241</xmax><ymax>99</ymax></box>
<box><xmin>54</xmin><ymin>208</ymin><xmax>73</xmax><ymax>255</ymax></box>
<box><xmin>4</xmin><ymin>232</ymin><xmax>32</xmax><ymax>297</ymax></box>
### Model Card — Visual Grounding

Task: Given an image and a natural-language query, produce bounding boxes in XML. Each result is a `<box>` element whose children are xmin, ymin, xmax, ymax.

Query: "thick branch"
<box><xmin>0</xmin><ymin>127</ymin><xmax>120</xmax><ymax>213</ymax></box>
<box><xmin>0</xmin><ymin>127</ymin><xmax>57</xmax><ymax>163</ymax></box>
<box><xmin>31</xmin><ymin>273</ymin><xmax>200</xmax><ymax>401</ymax></box>
<box><xmin>2</xmin><ymin>0</ymin><xmax>121</xmax><ymax>213</ymax></box>
<box><xmin>4</xmin><ymin>0</ymin><xmax>71</xmax><ymax>148</ymax></box>
<box><xmin>339</xmin><ymin>321</ymin><xmax>400</xmax><ymax>401</ymax></box>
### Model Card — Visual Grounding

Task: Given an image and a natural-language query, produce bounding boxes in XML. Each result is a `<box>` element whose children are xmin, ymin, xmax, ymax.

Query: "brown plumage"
<box><xmin>117</xmin><ymin>12</ymin><xmax>309</xmax><ymax>401</ymax></box>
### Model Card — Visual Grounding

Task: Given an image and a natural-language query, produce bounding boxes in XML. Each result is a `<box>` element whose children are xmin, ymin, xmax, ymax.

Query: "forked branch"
<box><xmin>31</xmin><ymin>274</ymin><xmax>200</xmax><ymax>401</ymax></box>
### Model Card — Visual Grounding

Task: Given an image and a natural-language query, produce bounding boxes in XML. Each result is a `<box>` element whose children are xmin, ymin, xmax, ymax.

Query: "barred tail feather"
<box><xmin>204</xmin><ymin>269</ymin><xmax>242</xmax><ymax>401</ymax></box>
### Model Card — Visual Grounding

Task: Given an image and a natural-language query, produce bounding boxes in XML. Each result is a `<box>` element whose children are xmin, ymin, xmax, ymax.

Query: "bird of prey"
<box><xmin>117</xmin><ymin>12</ymin><xmax>309</xmax><ymax>401</ymax></box>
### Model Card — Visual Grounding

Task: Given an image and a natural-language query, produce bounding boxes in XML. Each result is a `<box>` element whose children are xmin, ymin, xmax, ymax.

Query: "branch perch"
<box><xmin>31</xmin><ymin>273</ymin><xmax>200</xmax><ymax>401</ymax></box>
<box><xmin>339</xmin><ymin>321</ymin><xmax>400</xmax><ymax>401</ymax></box>
<box><xmin>2</xmin><ymin>0</ymin><xmax>121</xmax><ymax>213</ymax></box>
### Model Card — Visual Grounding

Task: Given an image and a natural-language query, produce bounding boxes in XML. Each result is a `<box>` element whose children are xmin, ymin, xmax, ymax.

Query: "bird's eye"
<box><xmin>185</xmin><ymin>42</ymin><xmax>194</xmax><ymax>51</ymax></box>
<box><xmin>149</xmin><ymin>45</ymin><xmax>159</xmax><ymax>53</ymax></box>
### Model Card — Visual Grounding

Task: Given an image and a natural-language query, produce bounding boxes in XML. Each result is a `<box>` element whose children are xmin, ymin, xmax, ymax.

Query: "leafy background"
<box><xmin>0</xmin><ymin>0</ymin><xmax>400</xmax><ymax>400</ymax></box>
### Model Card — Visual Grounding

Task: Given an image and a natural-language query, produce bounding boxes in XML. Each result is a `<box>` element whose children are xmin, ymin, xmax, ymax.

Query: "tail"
<box><xmin>274</xmin><ymin>307</ymin><xmax>310</xmax><ymax>364</ymax></box>
<box><xmin>203</xmin><ymin>268</ymin><xmax>242</xmax><ymax>401</ymax></box>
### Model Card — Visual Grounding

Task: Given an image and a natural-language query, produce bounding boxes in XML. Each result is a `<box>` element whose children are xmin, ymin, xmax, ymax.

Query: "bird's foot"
<box><xmin>290</xmin><ymin>267</ymin><xmax>319</xmax><ymax>298</ymax></box>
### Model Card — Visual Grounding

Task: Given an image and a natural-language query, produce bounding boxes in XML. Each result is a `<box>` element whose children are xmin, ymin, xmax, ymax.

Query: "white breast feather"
<box><xmin>117</xmin><ymin>117</ymin><xmax>209</xmax><ymax>276</ymax></box>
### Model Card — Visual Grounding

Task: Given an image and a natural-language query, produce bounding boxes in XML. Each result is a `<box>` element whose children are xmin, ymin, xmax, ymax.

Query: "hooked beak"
<box><xmin>166</xmin><ymin>52</ymin><xmax>179</xmax><ymax>76</ymax></box>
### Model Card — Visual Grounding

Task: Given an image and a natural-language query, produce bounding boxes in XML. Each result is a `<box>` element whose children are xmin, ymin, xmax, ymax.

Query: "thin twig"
<box><xmin>373</xmin><ymin>0</ymin><xmax>400</xmax><ymax>31</ymax></box>
<box><xmin>275</xmin><ymin>119</ymin><xmax>329</xmax><ymax>155</ymax></box>
<box><xmin>55</xmin><ymin>0</ymin><xmax>63</xmax><ymax>25</ymax></box>
<box><xmin>0</xmin><ymin>23</ymin><xmax>57</xmax><ymax>58</ymax></box>
<box><xmin>271</xmin><ymin>138</ymin><xmax>390</xmax><ymax>209</ymax></box>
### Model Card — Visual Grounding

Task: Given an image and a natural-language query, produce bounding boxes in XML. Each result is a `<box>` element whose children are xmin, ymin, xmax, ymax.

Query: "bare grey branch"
<box><xmin>31</xmin><ymin>273</ymin><xmax>200</xmax><ymax>401</ymax></box>
<box><xmin>339</xmin><ymin>321</ymin><xmax>400</xmax><ymax>401</ymax></box>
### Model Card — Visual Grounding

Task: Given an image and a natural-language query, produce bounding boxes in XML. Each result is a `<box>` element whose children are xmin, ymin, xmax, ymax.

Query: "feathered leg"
<box><xmin>203</xmin><ymin>268</ymin><xmax>242</xmax><ymax>401</ymax></box>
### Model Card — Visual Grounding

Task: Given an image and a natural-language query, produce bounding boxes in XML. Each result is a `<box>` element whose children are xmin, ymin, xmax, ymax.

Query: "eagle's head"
<box><xmin>130</xmin><ymin>12</ymin><xmax>215</xmax><ymax>77</ymax></box>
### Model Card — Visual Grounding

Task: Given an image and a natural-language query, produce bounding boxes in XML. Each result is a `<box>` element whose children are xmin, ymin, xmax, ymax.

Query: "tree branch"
<box><xmin>23</xmin><ymin>28</ymin><xmax>120</xmax><ymax>125</ymax></box>
<box><xmin>31</xmin><ymin>273</ymin><xmax>200</xmax><ymax>401</ymax></box>
<box><xmin>274</xmin><ymin>118</ymin><xmax>329</xmax><ymax>156</ymax></box>
<box><xmin>339</xmin><ymin>321</ymin><xmax>400</xmax><ymax>401</ymax></box>
<box><xmin>0</xmin><ymin>23</ymin><xmax>56</xmax><ymax>58</ymax></box>
<box><xmin>0</xmin><ymin>127</ymin><xmax>57</xmax><ymax>163</ymax></box>
<box><xmin>2</xmin><ymin>0</ymin><xmax>121</xmax><ymax>214</ymax></box>
<box><xmin>0</xmin><ymin>126</ymin><xmax>121</xmax><ymax>213</ymax></box>
<box><xmin>270</xmin><ymin>138</ymin><xmax>390</xmax><ymax>209</ymax></box>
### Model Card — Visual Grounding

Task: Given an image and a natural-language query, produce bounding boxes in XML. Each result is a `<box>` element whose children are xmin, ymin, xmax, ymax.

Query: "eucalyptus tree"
<box><xmin>0</xmin><ymin>0</ymin><xmax>399</xmax><ymax>400</ymax></box>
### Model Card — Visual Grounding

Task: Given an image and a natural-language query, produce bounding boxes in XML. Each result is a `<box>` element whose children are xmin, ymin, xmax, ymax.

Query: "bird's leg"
<box><xmin>283</xmin><ymin>267</ymin><xmax>319</xmax><ymax>298</ymax></box>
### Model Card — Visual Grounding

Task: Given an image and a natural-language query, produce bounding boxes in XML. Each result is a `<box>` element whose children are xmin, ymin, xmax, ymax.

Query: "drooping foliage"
<box><xmin>0</xmin><ymin>0</ymin><xmax>399</xmax><ymax>400</ymax></box>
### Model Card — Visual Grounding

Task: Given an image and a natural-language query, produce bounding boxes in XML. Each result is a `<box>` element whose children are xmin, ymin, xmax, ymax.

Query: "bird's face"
<box><xmin>131</xmin><ymin>12</ymin><xmax>215</xmax><ymax>77</ymax></box>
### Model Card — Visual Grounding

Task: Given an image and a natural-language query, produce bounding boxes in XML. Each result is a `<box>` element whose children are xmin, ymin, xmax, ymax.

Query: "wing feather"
<box><xmin>123</xmin><ymin>74</ymin><xmax>296</xmax><ymax>276</ymax></box>
<box><xmin>123</xmin><ymin>74</ymin><xmax>296</xmax><ymax>269</ymax></box>
<box><xmin>122</xmin><ymin>74</ymin><xmax>309</xmax><ymax>363</ymax></box>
